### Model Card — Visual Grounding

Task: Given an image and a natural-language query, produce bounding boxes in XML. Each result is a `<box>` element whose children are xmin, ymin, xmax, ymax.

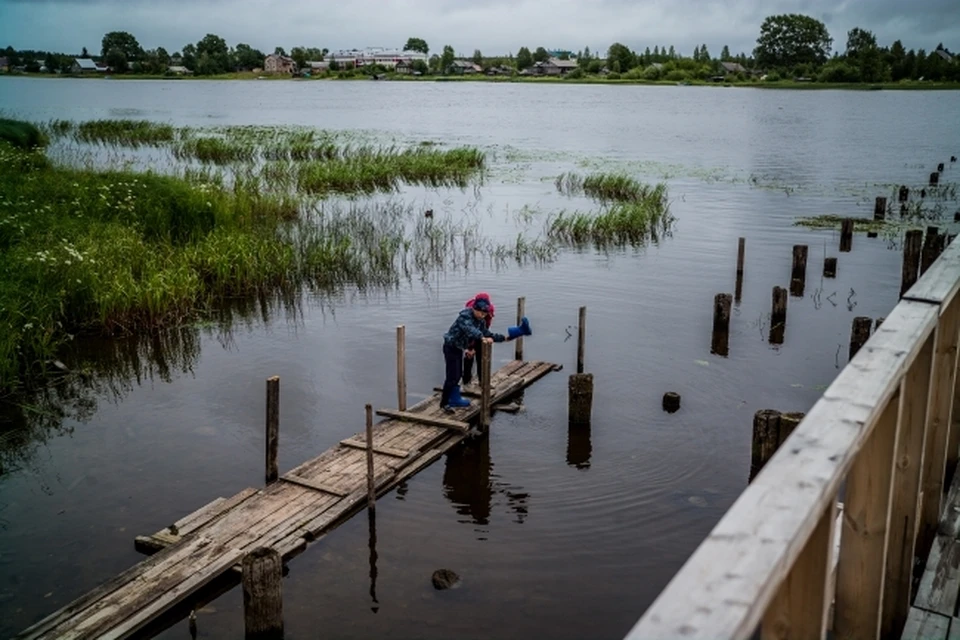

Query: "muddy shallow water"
<box><xmin>1</xmin><ymin>77</ymin><xmax>959</xmax><ymax>639</ymax></box>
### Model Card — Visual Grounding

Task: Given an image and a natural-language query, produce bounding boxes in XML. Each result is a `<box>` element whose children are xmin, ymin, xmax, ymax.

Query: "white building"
<box><xmin>327</xmin><ymin>48</ymin><xmax>428</xmax><ymax>69</ymax></box>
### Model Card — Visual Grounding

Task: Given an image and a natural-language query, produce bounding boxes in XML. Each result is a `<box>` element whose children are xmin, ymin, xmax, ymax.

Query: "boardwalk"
<box><xmin>15</xmin><ymin>359</ymin><xmax>557</xmax><ymax>640</ymax></box>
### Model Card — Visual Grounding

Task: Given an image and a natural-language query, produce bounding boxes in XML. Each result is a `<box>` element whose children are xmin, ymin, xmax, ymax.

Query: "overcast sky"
<box><xmin>1</xmin><ymin>0</ymin><xmax>957</xmax><ymax>57</ymax></box>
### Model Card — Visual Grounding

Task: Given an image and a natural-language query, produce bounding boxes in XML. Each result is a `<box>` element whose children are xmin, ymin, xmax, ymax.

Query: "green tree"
<box><xmin>473</xmin><ymin>49</ymin><xmax>483</xmax><ymax>65</ymax></box>
<box><xmin>721</xmin><ymin>45</ymin><xmax>731</xmax><ymax>60</ymax></box>
<box><xmin>104</xmin><ymin>48</ymin><xmax>128</xmax><ymax>73</ymax></box>
<box><xmin>845</xmin><ymin>27</ymin><xmax>885</xmax><ymax>82</ymax></box>
<box><xmin>101</xmin><ymin>31</ymin><xmax>142</xmax><ymax>61</ymax></box>
<box><xmin>181</xmin><ymin>44</ymin><xmax>197</xmax><ymax>69</ymax></box>
<box><xmin>411</xmin><ymin>59</ymin><xmax>428</xmax><ymax>74</ymax></box>
<box><xmin>194</xmin><ymin>34</ymin><xmax>230</xmax><ymax>74</ymax></box>
<box><xmin>579</xmin><ymin>45</ymin><xmax>592</xmax><ymax>68</ymax></box>
<box><xmin>516</xmin><ymin>46</ymin><xmax>533</xmax><ymax>70</ymax></box>
<box><xmin>533</xmin><ymin>46</ymin><xmax>549</xmax><ymax>63</ymax></box>
<box><xmin>693</xmin><ymin>45</ymin><xmax>701</xmax><ymax>62</ymax></box>
<box><xmin>234</xmin><ymin>43</ymin><xmax>264</xmax><ymax>70</ymax></box>
<box><xmin>668</xmin><ymin>45</ymin><xmax>676</xmax><ymax>59</ymax></box>
<box><xmin>290</xmin><ymin>46</ymin><xmax>308</xmax><ymax>69</ymax></box>
<box><xmin>700</xmin><ymin>44</ymin><xmax>711</xmax><ymax>61</ymax></box>
<box><xmin>607</xmin><ymin>42</ymin><xmax>635</xmax><ymax>71</ymax></box>
<box><xmin>440</xmin><ymin>45</ymin><xmax>455</xmax><ymax>73</ymax></box>
<box><xmin>754</xmin><ymin>14</ymin><xmax>832</xmax><ymax>69</ymax></box>
<box><xmin>403</xmin><ymin>38</ymin><xmax>429</xmax><ymax>55</ymax></box>
<box><xmin>274</xmin><ymin>47</ymin><xmax>286</xmax><ymax>56</ymax></box>
<box><xmin>81</xmin><ymin>46</ymin><xmax>89</xmax><ymax>57</ymax></box>
<box><xmin>888</xmin><ymin>40</ymin><xmax>910</xmax><ymax>81</ymax></box>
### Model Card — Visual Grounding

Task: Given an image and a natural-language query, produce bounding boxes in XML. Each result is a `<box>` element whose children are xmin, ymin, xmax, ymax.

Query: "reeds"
<box><xmin>548</xmin><ymin>186</ymin><xmax>672</xmax><ymax>246</ymax></box>
<box><xmin>0</xmin><ymin>119</ymin><xmax>48</xmax><ymax>149</ymax></box>
<box><xmin>74</xmin><ymin>119</ymin><xmax>176</xmax><ymax>147</ymax></box>
<box><xmin>555</xmin><ymin>171</ymin><xmax>656</xmax><ymax>203</ymax></box>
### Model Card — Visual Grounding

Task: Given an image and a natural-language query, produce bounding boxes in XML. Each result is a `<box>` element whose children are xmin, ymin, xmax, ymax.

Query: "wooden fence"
<box><xmin>623</xmin><ymin>236</ymin><xmax>960</xmax><ymax>639</ymax></box>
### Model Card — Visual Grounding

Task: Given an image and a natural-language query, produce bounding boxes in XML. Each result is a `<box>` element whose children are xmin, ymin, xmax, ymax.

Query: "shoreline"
<box><xmin>4</xmin><ymin>72</ymin><xmax>960</xmax><ymax>90</ymax></box>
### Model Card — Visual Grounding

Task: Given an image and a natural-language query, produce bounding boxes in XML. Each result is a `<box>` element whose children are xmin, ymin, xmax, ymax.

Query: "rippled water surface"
<box><xmin>1</xmin><ymin>77</ymin><xmax>959</xmax><ymax>639</ymax></box>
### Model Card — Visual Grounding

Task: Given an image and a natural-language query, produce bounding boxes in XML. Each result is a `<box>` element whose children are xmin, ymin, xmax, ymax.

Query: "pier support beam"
<box><xmin>265</xmin><ymin>376</ymin><xmax>280</xmax><ymax>485</ymax></box>
<box><xmin>242</xmin><ymin>547</ymin><xmax>283</xmax><ymax>640</ymax></box>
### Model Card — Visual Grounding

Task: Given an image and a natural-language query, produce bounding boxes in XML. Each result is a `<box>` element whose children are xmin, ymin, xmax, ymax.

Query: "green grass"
<box><xmin>0</xmin><ymin>119</ymin><xmax>48</xmax><ymax>149</ymax></box>
<box><xmin>556</xmin><ymin>171</ymin><xmax>654</xmax><ymax>203</ymax></box>
<box><xmin>548</xmin><ymin>183</ymin><xmax>671</xmax><ymax>246</ymax></box>
<box><xmin>174</xmin><ymin>136</ymin><xmax>256</xmax><ymax>164</ymax></box>
<box><xmin>75</xmin><ymin>119</ymin><xmax>176</xmax><ymax>146</ymax></box>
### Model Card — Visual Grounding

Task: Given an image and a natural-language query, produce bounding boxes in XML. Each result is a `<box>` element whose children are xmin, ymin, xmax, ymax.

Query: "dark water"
<box><xmin>1</xmin><ymin>77</ymin><xmax>959</xmax><ymax>639</ymax></box>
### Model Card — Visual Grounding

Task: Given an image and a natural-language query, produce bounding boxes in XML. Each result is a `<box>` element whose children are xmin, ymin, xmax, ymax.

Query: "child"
<box><xmin>441</xmin><ymin>297</ymin><xmax>532</xmax><ymax>412</ymax></box>
<box><xmin>462</xmin><ymin>292</ymin><xmax>495</xmax><ymax>385</ymax></box>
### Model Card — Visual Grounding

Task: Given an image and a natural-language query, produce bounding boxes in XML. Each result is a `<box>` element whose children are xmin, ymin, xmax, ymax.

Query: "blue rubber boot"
<box><xmin>520</xmin><ymin>316</ymin><xmax>532</xmax><ymax>336</ymax></box>
<box><xmin>448</xmin><ymin>385</ymin><xmax>472</xmax><ymax>408</ymax></box>
<box><xmin>507</xmin><ymin>325</ymin><xmax>524</xmax><ymax>339</ymax></box>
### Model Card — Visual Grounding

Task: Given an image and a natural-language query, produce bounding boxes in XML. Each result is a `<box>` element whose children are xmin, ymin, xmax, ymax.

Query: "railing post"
<box><xmin>762</xmin><ymin>500</ymin><xmax>837</xmax><ymax>639</ymax></box>
<box><xmin>834</xmin><ymin>393</ymin><xmax>902</xmax><ymax>639</ymax></box>
<box><xmin>881</xmin><ymin>334</ymin><xmax>935</xmax><ymax>639</ymax></box>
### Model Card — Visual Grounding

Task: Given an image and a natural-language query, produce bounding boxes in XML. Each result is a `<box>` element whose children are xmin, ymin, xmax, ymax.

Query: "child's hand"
<box><xmin>481</xmin><ymin>337</ymin><xmax>494</xmax><ymax>344</ymax></box>
<box><xmin>465</xmin><ymin>349</ymin><xmax>475</xmax><ymax>357</ymax></box>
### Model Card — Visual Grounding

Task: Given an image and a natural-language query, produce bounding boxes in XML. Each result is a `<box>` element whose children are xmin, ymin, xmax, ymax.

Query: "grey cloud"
<box><xmin>0</xmin><ymin>0</ymin><xmax>956</xmax><ymax>56</ymax></box>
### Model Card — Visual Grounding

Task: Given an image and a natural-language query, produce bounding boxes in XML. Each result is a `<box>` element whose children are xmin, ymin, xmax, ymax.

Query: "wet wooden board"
<box><xmin>901</xmin><ymin>607</ymin><xmax>950</xmax><ymax>640</ymax></box>
<box><xmin>915</xmin><ymin>534</ymin><xmax>960</xmax><ymax>616</ymax></box>
<box><xmin>16</xmin><ymin>359</ymin><xmax>556</xmax><ymax>640</ymax></box>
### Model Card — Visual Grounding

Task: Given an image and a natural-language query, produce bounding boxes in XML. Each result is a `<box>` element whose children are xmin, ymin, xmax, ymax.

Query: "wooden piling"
<box><xmin>840</xmin><ymin>218</ymin><xmax>854</xmax><ymax>252</ymax></box>
<box><xmin>938</xmin><ymin>162</ymin><xmax>945</xmax><ymax>172</ymax></box>
<box><xmin>874</xmin><ymin>196</ymin><xmax>887</xmax><ymax>221</ymax></box>
<box><xmin>396</xmin><ymin>325</ymin><xmax>406</xmax><ymax>411</ymax></box>
<box><xmin>769</xmin><ymin>286</ymin><xmax>787</xmax><ymax>345</ymax></box>
<box><xmin>921</xmin><ymin>225</ymin><xmax>942</xmax><ymax>275</ymax></box>
<box><xmin>900</xmin><ymin>229</ymin><xmax>923</xmax><ymax>298</ymax></box>
<box><xmin>790</xmin><ymin>245</ymin><xmax>808</xmax><ymax>297</ymax></box>
<box><xmin>480</xmin><ymin>339</ymin><xmax>492</xmax><ymax>429</ymax></box>
<box><xmin>875</xmin><ymin>317</ymin><xmax>884</xmax><ymax>330</ymax></box>
<box><xmin>265</xmin><ymin>376</ymin><xmax>279</xmax><ymax>485</ymax></box>
<box><xmin>514</xmin><ymin>296</ymin><xmax>525</xmax><ymax>361</ymax></box>
<box><xmin>749</xmin><ymin>410</ymin><xmax>781</xmax><ymax>482</ymax></box>
<box><xmin>662</xmin><ymin>392</ymin><xmax>681</xmax><ymax>413</ymax></box>
<box><xmin>930</xmin><ymin>171</ymin><xmax>940</xmax><ymax>186</ymax></box>
<box><xmin>823</xmin><ymin>257</ymin><xmax>837</xmax><ymax>278</ymax></box>
<box><xmin>242</xmin><ymin>547</ymin><xmax>283</xmax><ymax>640</ymax></box>
<box><xmin>899</xmin><ymin>185</ymin><xmax>909</xmax><ymax>202</ymax></box>
<box><xmin>365</xmin><ymin>404</ymin><xmax>375</xmax><ymax>509</ymax></box>
<box><xmin>849</xmin><ymin>316</ymin><xmax>872</xmax><ymax>360</ymax></box>
<box><xmin>568</xmin><ymin>373</ymin><xmax>594</xmax><ymax>426</ymax></box>
<box><xmin>735</xmin><ymin>237</ymin><xmax>745</xmax><ymax>303</ymax></box>
<box><xmin>577</xmin><ymin>306</ymin><xmax>586</xmax><ymax>374</ymax></box>
<box><xmin>711</xmin><ymin>293</ymin><xmax>732</xmax><ymax>357</ymax></box>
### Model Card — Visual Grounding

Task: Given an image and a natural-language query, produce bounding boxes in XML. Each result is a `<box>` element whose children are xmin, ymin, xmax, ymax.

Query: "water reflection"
<box><xmin>566</xmin><ymin>423</ymin><xmax>592</xmax><ymax>470</ymax></box>
<box><xmin>367</xmin><ymin>507</ymin><xmax>379</xmax><ymax>614</ymax></box>
<box><xmin>441</xmin><ymin>434</ymin><xmax>529</xmax><ymax>534</ymax></box>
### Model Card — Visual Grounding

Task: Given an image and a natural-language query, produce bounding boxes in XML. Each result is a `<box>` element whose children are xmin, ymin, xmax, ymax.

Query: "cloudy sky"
<box><xmin>1</xmin><ymin>0</ymin><xmax>957</xmax><ymax>57</ymax></box>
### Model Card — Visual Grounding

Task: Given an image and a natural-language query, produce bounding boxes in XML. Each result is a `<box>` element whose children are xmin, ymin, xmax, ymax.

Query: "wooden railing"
<box><xmin>623</xmin><ymin>236</ymin><xmax>960</xmax><ymax>640</ymax></box>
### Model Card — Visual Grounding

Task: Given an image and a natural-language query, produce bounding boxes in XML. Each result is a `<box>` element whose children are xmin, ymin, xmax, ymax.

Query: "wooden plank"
<box><xmin>135</xmin><ymin>488</ymin><xmax>261</xmax><ymax>553</ymax></box>
<box><xmin>761</xmin><ymin>501</ymin><xmax>836</xmax><ymax>639</ymax></box>
<box><xmin>914</xmin><ymin>535</ymin><xmax>960</xmax><ymax>616</ymax></box>
<box><xmin>939</xmin><ymin>469</ymin><xmax>960</xmax><ymax>538</ymax></box>
<box><xmin>375</xmin><ymin>408</ymin><xmax>469</xmax><ymax>432</ymax></box>
<box><xmin>834</xmin><ymin>393</ymin><xmax>901</xmax><ymax>639</ymax></box>
<box><xmin>883</xmin><ymin>332</ymin><xmax>936</xmax><ymax>639</ymax></box>
<box><xmin>901</xmin><ymin>607</ymin><xmax>951</xmax><ymax>640</ymax></box>
<box><xmin>621</xmin><ymin>300</ymin><xmax>939</xmax><ymax>640</ymax></box>
<box><xmin>904</xmin><ymin>233</ymin><xmax>960</xmax><ymax>306</ymax></box>
<box><xmin>919</xmin><ymin>298</ymin><xmax>960</xmax><ymax>562</ymax></box>
<box><xmin>339</xmin><ymin>438</ymin><xmax>409</xmax><ymax>458</ymax></box>
<box><xmin>280</xmin><ymin>474</ymin><xmax>349</xmax><ymax>497</ymax></box>
<box><xmin>948</xmin><ymin>617</ymin><xmax>960</xmax><ymax>640</ymax></box>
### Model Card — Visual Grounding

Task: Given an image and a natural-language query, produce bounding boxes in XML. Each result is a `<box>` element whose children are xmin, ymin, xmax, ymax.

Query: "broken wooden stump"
<box><xmin>242</xmin><ymin>547</ymin><xmax>283</xmax><ymax>640</ymax></box>
<box><xmin>874</xmin><ymin>196</ymin><xmax>887</xmax><ymax>221</ymax></box>
<box><xmin>749</xmin><ymin>410</ymin><xmax>805</xmax><ymax>482</ymax></box>
<box><xmin>840</xmin><ymin>218</ymin><xmax>854</xmax><ymax>252</ymax></box>
<box><xmin>711</xmin><ymin>293</ymin><xmax>732</xmax><ymax>357</ymax></box>
<box><xmin>735</xmin><ymin>237</ymin><xmax>745</xmax><ymax>303</ymax></box>
<box><xmin>921</xmin><ymin>225</ymin><xmax>943</xmax><ymax>275</ymax></box>
<box><xmin>662</xmin><ymin>392</ymin><xmax>681</xmax><ymax>413</ymax></box>
<box><xmin>849</xmin><ymin>316</ymin><xmax>873</xmax><ymax>360</ymax></box>
<box><xmin>823</xmin><ymin>257</ymin><xmax>837</xmax><ymax>278</ymax></box>
<box><xmin>790</xmin><ymin>244</ymin><xmax>808</xmax><ymax>297</ymax></box>
<box><xmin>568</xmin><ymin>373</ymin><xmax>594</xmax><ymax>426</ymax></box>
<box><xmin>769</xmin><ymin>286</ymin><xmax>787</xmax><ymax>345</ymax></box>
<box><xmin>930</xmin><ymin>172</ymin><xmax>940</xmax><ymax>186</ymax></box>
<box><xmin>265</xmin><ymin>376</ymin><xmax>280</xmax><ymax>485</ymax></box>
<box><xmin>899</xmin><ymin>185</ymin><xmax>909</xmax><ymax>202</ymax></box>
<box><xmin>900</xmin><ymin>229</ymin><xmax>923</xmax><ymax>298</ymax></box>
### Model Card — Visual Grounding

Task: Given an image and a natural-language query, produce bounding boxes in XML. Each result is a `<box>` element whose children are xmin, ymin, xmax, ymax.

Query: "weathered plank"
<box><xmin>375</xmin><ymin>409</ymin><xmax>469</xmax><ymax>432</ymax></box>
<box><xmin>914</xmin><ymin>534</ymin><xmax>960</xmax><ymax>616</ymax></box>
<box><xmin>948</xmin><ymin>617</ymin><xmax>960</xmax><ymax>640</ymax></box>
<box><xmin>621</xmin><ymin>300</ymin><xmax>938</xmax><ymax>640</ymax></box>
<box><xmin>939</xmin><ymin>468</ymin><xmax>960</xmax><ymax>538</ymax></box>
<box><xmin>279</xmin><ymin>474</ymin><xmax>349</xmax><ymax>496</ymax></box>
<box><xmin>135</xmin><ymin>488</ymin><xmax>260</xmax><ymax>553</ymax></box>
<box><xmin>901</xmin><ymin>607</ymin><xmax>951</xmax><ymax>640</ymax></box>
<box><xmin>904</xmin><ymin>233</ymin><xmax>960</xmax><ymax>306</ymax></box>
<box><xmin>339</xmin><ymin>438</ymin><xmax>409</xmax><ymax>458</ymax></box>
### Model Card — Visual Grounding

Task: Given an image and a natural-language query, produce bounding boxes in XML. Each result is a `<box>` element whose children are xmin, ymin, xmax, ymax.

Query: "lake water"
<box><xmin>1</xmin><ymin>77</ymin><xmax>959</xmax><ymax>639</ymax></box>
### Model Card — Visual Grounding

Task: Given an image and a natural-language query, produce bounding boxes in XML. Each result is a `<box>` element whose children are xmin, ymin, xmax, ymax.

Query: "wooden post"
<box><xmin>921</xmin><ymin>226</ymin><xmax>941</xmax><ymax>275</ymax></box>
<box><xmin>365</xmin><ymin>403</ymin><xmax>375</xmax><ymax>509</ymax></box>
<box><xmin>899</xmin><ymin>185</ymin><xmax>909</xmax><ymax>202</ymax></box>
<box><xmin>840</xmin><ymin>218</ymin><xmax>854</xmax><ymax>252</ymax></box>
<box><xmin>566</xmin><ymin>420</ymin><xmax>592</xmax><ymax>469</ymax></box>
<box><xmin>480</xmin><ymin>339</ymin><xmax>492</xmax><ymax>430</ymax></box>
<box><xmin>749</xmin><ymin>409</ymin><xmax>781</xmax><ymax>482</ymax></box>
<box><xmin>849</xmin><ymin>316</ymin><xmax>872</xmax><ymax>360</ymax></box>
<box><xmin>265</xmin><ymin>376</ymin><xmax>279</xmax><ymax>485</ymax></box>
<box><xmin>790</xmin><ymin>245</ymin><xmax>808</xmax><ymax>297</ymax></box>
<box><xmin>577</xmin><ymin>306</ymin><xmax>586</xmax><ymax>374</ymax></box>
<box><xmin>711</xmin><ymin>293</ymin><xmax>732</xmax><ymax>357</ymax></box>
<box><xmin>823</xmin><ymin>257</ymin><xmax>837</xmax><ymax>278</ymax></box>
<box><xmin>881</xmin><ymin>335</ymin><xmax>935</xmax><ymax>639</ymax></box>
<box><xmin>242</xmin><ymin>547</ymin><xmax>283</xmax><ymax>640</ymax></box>
<box><xmin>514</xmin><ymin>296</ymin><xmax>525</xmax><ymax>361</ymax></box>
<box><xmin>930</xmin><ymin>171</ymin><xmax>939</xmax><ymax>186</ymax></box>
<box><xmin>568</xmin><ymin>373</ymin><xmax>594</xmax><ymax>426</ymax></box>
<box><xmin>834</xmin><ymin>394</ymin><xmax>901</xmax><ymax>639</ymax></box>
<box><xmin>937</xmin><ymin>162</ymin><xmax>945</xmax><ymax>172</ymax></box>
<box><xmin>396</xmin><ymin>325</ymin><xmax>406</xmax><ymax>411</ymax></box>
<box><xmin>900</xmin><ymin>229</ymin><xmax>923</xmax><ymax>298</ymax></box>
<box><xmin>874</xmin><ymin>196</ymin><xmax>887</xmax><ymax>221</ymax></box>
<box><xmin>735</xmin><ymin>237</ymin><xmax>745</xmax><ymax>303</ymax></box>
<box><xmin>769</xmin><ymin>286</ymin><xmax>787</xmax><ymax>345</ymax></box>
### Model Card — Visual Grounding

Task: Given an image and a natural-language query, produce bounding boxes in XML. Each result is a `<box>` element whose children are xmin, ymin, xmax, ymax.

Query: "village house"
<box><xmin>532</xmin><ymin>57</ymin><xmax>578</xmax><ymax>75</ymax></box>
<box><xmin>0</xmin><ymin>57</ymin><xmax>9</xmax><ymax>72</ymax></box>
<box><xmin>936</xmin><ymin>48</ymin><xmax>955</xmax><ymax>63</ymax></box>
<box><xmin>71</xmin><ymin>58</ymin><xmax>99</xmax><ymax>74</ymax></box>
<box><xmin>263</xmin><ymin>53</ymin><xmax>297</xmax><ymax>74</ymax></box>
<box><xmin>720</xmin><ymin>61</ymin><xmax>747</xmax><ymax>75</ymax></box>
<box><xmin>167</xmin><ymin>65</ymin><xmax>192</xmax><ymax>75</ymax></box>
<box><xmin>327</xmin><ymin>48</ymin><xmax>428</xmax><ymax>70</ymax></box>
<box><xmin>299</xmin><ymin>60</ymin><xmax>329</xmax><ymax>76</ymax></box>
<box><xmin>448</xmin><ymin>59</ymin><xmax>482</xmax><ymax>74</ymax></box>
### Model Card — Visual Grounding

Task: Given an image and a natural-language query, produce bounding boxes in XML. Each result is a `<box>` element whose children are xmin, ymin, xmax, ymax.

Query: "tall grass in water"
<box><xmin>75</xmin><ymin>119</ymin><xmax>176</xmax><ymax>147</ymax></box>
<box><xmin>555</xmin><ymin>171</ymin><xmax>655</xmax><ymax>203</ymax></box>
<box><xmin>548</xmin><ymin>183</ymin><xmax>672</xmax><ymax>246</ymax></box>
<box><xmin>174</xmin><ymin>137</ymin><xmax>257</xmax><ymax>164</ymax></box>
<box><xmin>0</xmin><ymin>119</ymin><xmax>48</xmax><ymax>149</ymax></box>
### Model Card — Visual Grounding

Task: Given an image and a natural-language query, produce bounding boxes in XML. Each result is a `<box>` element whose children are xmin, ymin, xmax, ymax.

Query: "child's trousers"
<box><xmin>441</xmin><ymin>342</ymin><xmax>464</xmax><ymax>407</ymax></box>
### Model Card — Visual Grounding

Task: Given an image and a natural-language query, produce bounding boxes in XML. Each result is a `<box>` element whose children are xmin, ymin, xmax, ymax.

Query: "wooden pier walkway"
<box><xmin>15</xmin><ymin>358</ymin><xmax>558</xmax><ymax>640</ymax></box>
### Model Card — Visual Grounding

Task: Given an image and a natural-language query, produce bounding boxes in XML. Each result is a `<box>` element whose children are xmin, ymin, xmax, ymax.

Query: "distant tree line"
<box><xmin>2</xmin><ymin>17</ymin><xmax>957</xmax><ymax>83</ymax></box>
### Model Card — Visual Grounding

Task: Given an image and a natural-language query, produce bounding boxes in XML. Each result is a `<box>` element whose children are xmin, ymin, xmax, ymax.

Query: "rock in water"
<box><xmin>431</xmin><ymin>569</ymin><xmax>461</xmax><ymax>590</ymax></box>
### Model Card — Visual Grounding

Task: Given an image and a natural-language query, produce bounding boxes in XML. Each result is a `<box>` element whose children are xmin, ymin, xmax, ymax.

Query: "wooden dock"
<box><xmin>15</xmin><ymin>358</ymin><xmax>558</xmax><ymax>640</ymax></box>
